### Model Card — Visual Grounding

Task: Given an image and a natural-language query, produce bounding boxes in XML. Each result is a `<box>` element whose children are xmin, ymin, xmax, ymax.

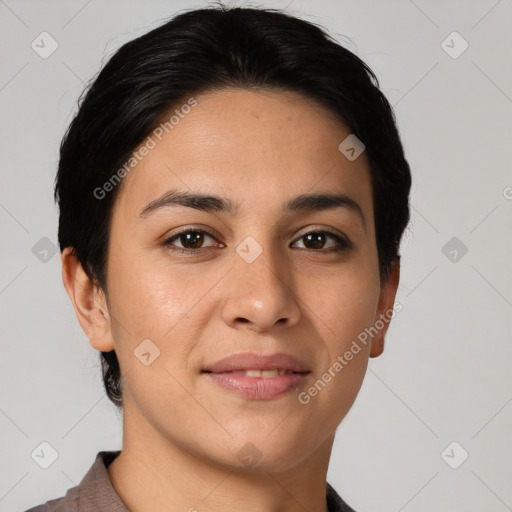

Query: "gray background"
<box><xmin>1</xmin><ymin>0</ymin><xmax>511</xmax><ymax>511</ymax></box>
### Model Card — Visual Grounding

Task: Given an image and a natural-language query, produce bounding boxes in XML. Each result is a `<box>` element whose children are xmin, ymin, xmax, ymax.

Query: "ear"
<box><xmin>61</xmin><ymin>247</ymin><xmax>115</xmax><ymax>352</ymax></box>
<box><xmin>369</xmin><ymin>259</ymin><xmax>400</xmax><ymax>358</ymax></box>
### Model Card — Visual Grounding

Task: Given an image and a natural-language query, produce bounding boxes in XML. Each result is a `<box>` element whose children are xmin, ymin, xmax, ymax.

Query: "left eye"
<box><xmin>292</xmin><ymin>231</ymin><xmax>351</xmax><ymax>251</ymax></box>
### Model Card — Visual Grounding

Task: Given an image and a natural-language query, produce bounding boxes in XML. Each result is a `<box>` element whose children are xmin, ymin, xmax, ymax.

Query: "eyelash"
<box><xmin>162</xmin><ymin>228</ymin><xmax>353</xmax><ymax>254</ymax></box>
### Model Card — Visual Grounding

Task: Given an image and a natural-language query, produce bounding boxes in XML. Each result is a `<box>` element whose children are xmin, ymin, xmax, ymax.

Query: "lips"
<box><xmin>202</xmin><ymin>352</ymin><xmax>311</xmax><ymax>374</ymax></box>
<box><xmin>202</xmin><ymin>352</ymin><xmax>311</xmax><ymax>400</ymax></box>
<box><xmin>218</xmin><ymin>369</ymin><xmax>296</xmax><ymax>377</ymax></box>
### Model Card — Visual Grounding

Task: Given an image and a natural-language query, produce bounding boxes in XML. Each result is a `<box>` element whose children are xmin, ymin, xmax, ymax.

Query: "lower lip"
<box><xmin>203</xmin><ymin>372</ymin><xmax>309</xmax><ymax>400</ymax></box>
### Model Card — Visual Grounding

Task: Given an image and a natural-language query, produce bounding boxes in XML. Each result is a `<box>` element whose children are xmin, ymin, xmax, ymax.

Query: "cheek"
<box><xmin>108</xmin><ymin>252</ymin><xmax>186</xmax><ymax>331</ymax></box>
<box><xmin>301</xmin><ymin>307</ymin><xmax>373</xmax><ymax>435</ymax></box>
<box><xmin>312</xmin><ymin>262</ymin><xmax>380</xmax><ymax>343</ymax></box>
<box><xmin>106</xmin><ymin>256</ymin><xmax>206</xmax><ymax>406</ymax></box>
<box><xmin>106</xmin><ymin>252</ymin><xmax>222</xmax><ymax>367</ymax></box>
<box><xmin>304</xmin><ymin>269</ymin><xmax>378</xmax><ymax>416</ymax></box>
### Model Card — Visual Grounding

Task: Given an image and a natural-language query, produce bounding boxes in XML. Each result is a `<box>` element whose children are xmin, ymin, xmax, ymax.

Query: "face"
<box><xmin>82</xmin><ymin>88</ymin><xmax>399</xmax><ymax>472</ymax></box>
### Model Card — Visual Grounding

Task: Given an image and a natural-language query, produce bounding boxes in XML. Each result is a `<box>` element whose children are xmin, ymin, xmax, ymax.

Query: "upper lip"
<box><xmin>202</xmin><ymin>352</ymin><xmax>311</xmax><ymax>373</ymax></box>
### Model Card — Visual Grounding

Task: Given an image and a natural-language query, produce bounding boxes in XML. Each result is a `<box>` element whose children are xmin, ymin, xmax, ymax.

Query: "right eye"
<box><xmin>162</xmin><ymin>229</ymin><xmax>223</xmax><ymax>253</ymax></box>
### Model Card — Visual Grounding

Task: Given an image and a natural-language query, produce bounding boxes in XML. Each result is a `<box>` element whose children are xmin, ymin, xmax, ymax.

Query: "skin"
<box><xmin>62</xmin><ymin>88</ymin><xmax>400</xmax><ymax>512</ymax></box>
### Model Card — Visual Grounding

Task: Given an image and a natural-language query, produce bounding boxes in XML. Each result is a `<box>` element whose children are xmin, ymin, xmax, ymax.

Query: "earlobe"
<box><xmin>370</xmin><ymin>336</ymin><xmax>385</xmax><ymax>358</ymax></box>
<box><xmin>61</xmin><ymin>247</ymin><xmax>115</xmax><ymax>352</ymax></box>
<box><xmin>369</xmin><ymin>259</ymin><xmax>400</xmax><ymax>358</ymax></box>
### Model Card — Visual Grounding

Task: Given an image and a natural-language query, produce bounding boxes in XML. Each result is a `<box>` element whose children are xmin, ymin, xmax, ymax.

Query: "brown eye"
<box><xmin>163</xmin><ymin>230</ymin><xmax>219</xmax><ymax>252</ymax></box>
<box><xmin>292</xmin><ymin>231</ymin><xmax>353</xmax><ymax>252</ymax></box>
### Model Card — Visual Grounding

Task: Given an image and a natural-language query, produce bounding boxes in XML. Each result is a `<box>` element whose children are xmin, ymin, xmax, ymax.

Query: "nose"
<box><xmin>220</xmin><ymin>242</ymin><xmax>302</xmax><ymax>334</ymax></box>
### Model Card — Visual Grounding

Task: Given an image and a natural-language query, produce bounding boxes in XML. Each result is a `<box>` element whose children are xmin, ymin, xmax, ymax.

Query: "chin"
<box><xmin>206</xmin><ymin>432</ymin><xmax>320</xmax><ymax>474</ymax></box>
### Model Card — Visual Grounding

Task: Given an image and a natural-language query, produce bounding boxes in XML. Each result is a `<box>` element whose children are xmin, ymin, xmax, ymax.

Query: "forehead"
<box><xmin>113</xmin><ymin>88</ymin><xmax>373</xmax><ymax>222</ymax></box>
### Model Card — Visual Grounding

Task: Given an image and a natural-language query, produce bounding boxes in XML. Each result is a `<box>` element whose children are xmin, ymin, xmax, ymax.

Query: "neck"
<box><xmin>108</xmin><ymin>404</ymin><xmax>334</xmax><ymax>512</ymax></box>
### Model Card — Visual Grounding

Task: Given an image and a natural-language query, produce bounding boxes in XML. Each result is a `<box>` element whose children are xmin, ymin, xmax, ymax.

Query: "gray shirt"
<box><xmin>24</xmin><ymin>450</ymin><xmax>357</xmax><ymax>512</ymax></box>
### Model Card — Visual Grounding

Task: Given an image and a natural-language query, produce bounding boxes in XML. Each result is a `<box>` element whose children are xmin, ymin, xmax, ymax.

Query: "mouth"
<box><xmin>202</xmin><ymin>351</ymin><xmax>310</xmax><ymax>374</ymax></box>
<box><xmin>202</xmin><ymin>368</ymin><xmax>306</xmax><ymax>377</ymax></box>
<box><xmin>201</xmin><ymin>352</ymin><xmax>311</xmax><ymax>400</ymax></box>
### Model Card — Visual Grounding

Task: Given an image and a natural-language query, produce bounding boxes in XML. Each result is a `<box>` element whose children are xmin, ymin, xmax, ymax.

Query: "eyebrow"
<box><xmin>138</xmin><ymin>189</ymin><xmax>366</xmax><ymax>229</ymax></box>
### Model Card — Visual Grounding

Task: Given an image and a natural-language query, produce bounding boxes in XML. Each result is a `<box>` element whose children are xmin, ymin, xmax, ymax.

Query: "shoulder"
<box><xmin>22</xmin><ymin>493</ymin><xmax>70</xmax><ymax>512</ymax></box>
<box><xmin>22</xmin><ymin>450</ymin><xmax>121</xmax><ymax>512</ymax></box>
<box><xmin>21</xmin><ymin>484</ymin><xmax>80</xmax><ymax>512</ymax></box>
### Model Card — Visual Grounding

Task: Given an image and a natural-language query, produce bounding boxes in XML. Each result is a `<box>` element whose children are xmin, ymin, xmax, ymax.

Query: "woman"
<box><xmin>26</xmin><ymin>4</ymin><xmax>411</xmax><ymax>511</ymax></box>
